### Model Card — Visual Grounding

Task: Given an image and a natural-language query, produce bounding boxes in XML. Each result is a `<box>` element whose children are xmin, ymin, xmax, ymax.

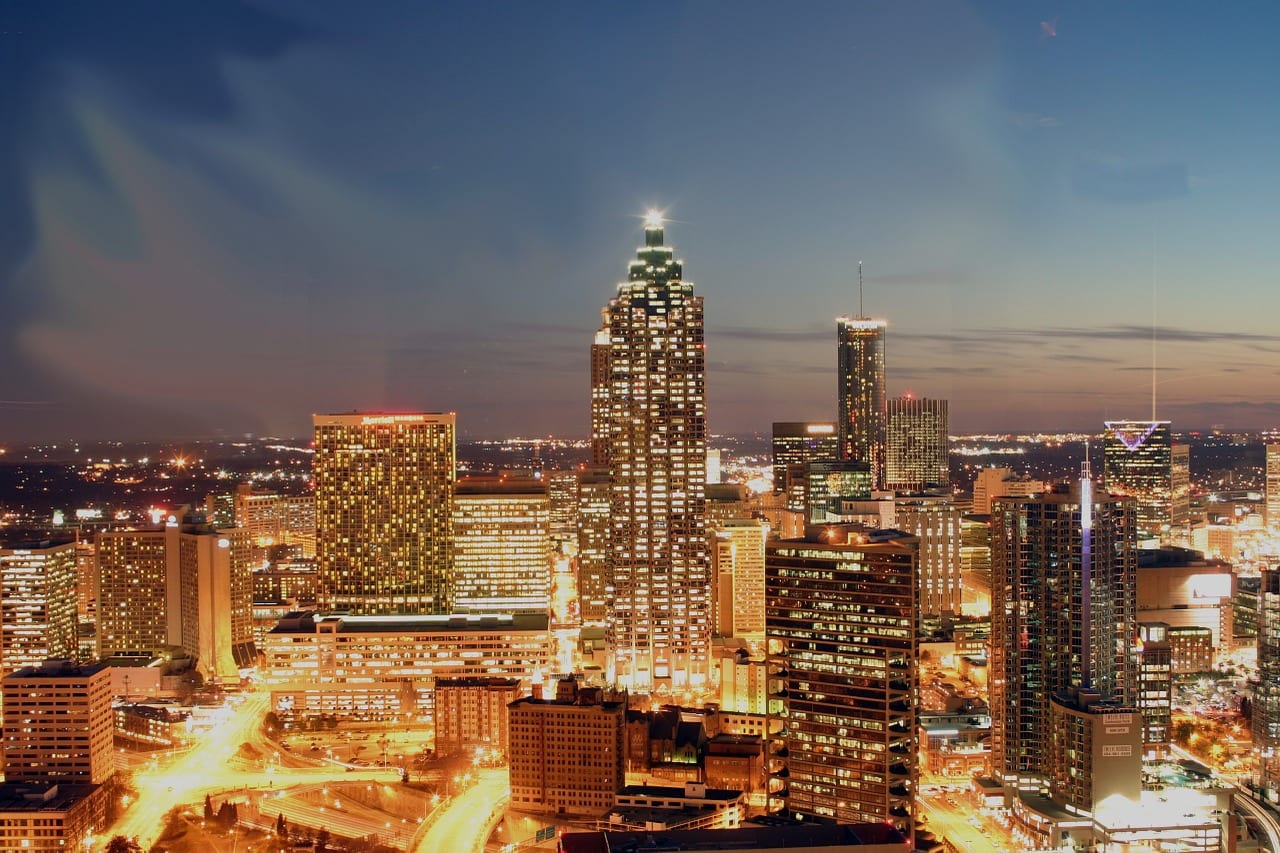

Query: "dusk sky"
<box><xmin>2</xmin><ymin>2</ymin><xmax>1278</xmax><ymax>442</ymax></box>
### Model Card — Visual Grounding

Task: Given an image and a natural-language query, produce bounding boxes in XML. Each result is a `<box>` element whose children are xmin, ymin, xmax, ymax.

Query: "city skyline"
<box><xmin>3</xmin><ymin>3</ymin><xmax>1280</xmax><ymax>443</ymax></box>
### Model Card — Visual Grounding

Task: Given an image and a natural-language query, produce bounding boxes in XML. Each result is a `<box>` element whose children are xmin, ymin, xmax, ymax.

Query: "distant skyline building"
<box><xmin>766</xmin><ymin>526</ymin><xmax>917</xmax><ymax>834</ymax></box>
<box><xmin>452</xmin><ymin>476</ymin><xmax>551</xmax><ymax>614</ymax></box>
<box><xmin>837</xmin><ymin>317</ymin><xmax>887</xmax><ymax>489</ymax></box>
<box><xmin>313</xmin><ymin>412</ymin><xmax>456</xmax><ymax>615</ymax></box>
<box><xmin>594</xmin><ymin>212</ymin><xmax>708</xmax><ymax>689</ymax></box>
<box><xmin>884</xmin><ymin>395</ymin><xmax>949</xmax><ymax>492</ymax></box>
<box><xmin>1102</xmin><ymin>420</ymin><xmax>1189</xmax><ymax>545</ymax></box>
<box><xmin>771</xmin><ymin>422</ymin><xmax>839</xmax><ymax>512</ymax></box>
<box><xmin>989</xmin><ymin>467</ymin><xmax>1137</xmax><ymax>806</ymax></box>
<box><xmin>1267</xmin><ymin>443</ymin><xmax>1280</xmax><ymax>531</ymax></box>
<box><xmin>0</xmin><ymin>540</ymin><xmax>78</xmax><ymax>675</ymax></box>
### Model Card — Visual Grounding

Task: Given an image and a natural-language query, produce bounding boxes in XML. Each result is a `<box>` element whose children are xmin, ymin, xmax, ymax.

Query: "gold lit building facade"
<box><xmin>313</xmin><ymin>413</ymin><xmax>456</xmax><ymax>615</ymax></box>
<box><xmin>452</xmin><ymin>478</ymin><xmax>551</xmax><ymax>614</ymax></box>
<box><xmin>0</xmin><ymin>541</ymin><xmax>78</xmax><ymax>675</ymax></box>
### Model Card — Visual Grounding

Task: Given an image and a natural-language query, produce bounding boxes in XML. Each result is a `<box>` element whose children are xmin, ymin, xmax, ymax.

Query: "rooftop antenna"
<box><xmin>858</xmin><ymin>260</ymin><xmax>864</xmax><ymax>317</ymax></box>
<box><xmin>1151</xmin><ymin>227</ymin><xmax>1158</xmax><ymax>422</ymax></box>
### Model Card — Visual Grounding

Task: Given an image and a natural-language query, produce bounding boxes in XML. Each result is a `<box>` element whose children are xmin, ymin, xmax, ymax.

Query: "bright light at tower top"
<box><xmin>643</xmin><ymin>208</ymin><xmax>665</xmax><ymax>228</ymax></box>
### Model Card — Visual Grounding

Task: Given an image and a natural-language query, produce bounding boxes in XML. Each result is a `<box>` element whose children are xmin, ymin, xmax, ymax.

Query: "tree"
<box><xmin>316</xmin><ymin>828</ymin><xmax>330</xmax><ymax>853</ymax></box>
<box><xmin>105</xmin><ymin>837</ymin><xmax>142</xmax><ymax>853</ymax></box>
<box><xmin>263</xmin><ymin>711</ymin><xmax>283</xmax><ymax>734</ymax></box>
<box><xmin>204</xmin><ymin>795</ymin><xmax>215</xmax><ymax>822</ymax></box>
<box><xmin>276</xmin><ymin>813</ymin><xmax>289</xmax><ymax>839</ymax></box>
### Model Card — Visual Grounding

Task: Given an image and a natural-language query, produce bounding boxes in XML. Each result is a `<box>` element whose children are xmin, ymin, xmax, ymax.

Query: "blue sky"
<box><xmin>2</xmin><ymin>1</ymin><xmax>1278</xmax><ymax>440</ymax></box>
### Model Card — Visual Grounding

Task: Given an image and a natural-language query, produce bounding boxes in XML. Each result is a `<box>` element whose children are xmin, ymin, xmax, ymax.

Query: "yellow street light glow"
<box><xmin>643</xmin><ymin>208</ymin><xmax>664</xmax><ymax>228</ymax></box>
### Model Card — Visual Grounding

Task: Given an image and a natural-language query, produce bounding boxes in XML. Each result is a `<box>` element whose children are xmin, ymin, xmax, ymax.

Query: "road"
<box><xmin>916</xmin><ymin>795</ymin><xmax>1005</xmax><ymax>853</ymax></box>
<box><xmin>1233</xmin><ymin>786</ymin><xmax>1280</xmax><ymax>851</ymax></box>
<box><xmin>414</xmin><ymin>768</ymin><xmax>508</xmax><ymax>853</ymax></box>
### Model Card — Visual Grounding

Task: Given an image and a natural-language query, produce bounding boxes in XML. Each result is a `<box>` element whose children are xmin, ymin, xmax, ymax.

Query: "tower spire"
<box><xmin>858</xmin><ymin>260</ymin><xmax>864</xmax><ymax>318</ymax></box>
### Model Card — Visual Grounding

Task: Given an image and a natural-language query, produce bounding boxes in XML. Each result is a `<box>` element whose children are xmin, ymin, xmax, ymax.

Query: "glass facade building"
<box><xmin>770</xmin><ymin>422</ymin><xmax>839</xmax><ymax>512</ymax></box>
<box><xmin>1102</xmin><ymin>420</ymin><xmax>1190</xmax><ymax>545</ymax></box>
<box><xmin>885</xmin><ymin>396</ymin><xmax>949</xmax><ymax>492</ymax></box>
<box><xmin>837</xmin><ymin>317</ymin><xmax>887</xmax><ymax>489</ymax></box>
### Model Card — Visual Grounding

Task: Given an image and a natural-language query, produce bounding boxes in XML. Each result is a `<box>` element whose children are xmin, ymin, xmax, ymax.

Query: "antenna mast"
<box><xmin>858</xmin><ymin>260</ymin><xmax>864</xmax><ymax>317</ymax></box>
<box><xmin>1151</xmin><ymin>229</ymin><xmax>1158</xmax><ymax>422</ymax></box>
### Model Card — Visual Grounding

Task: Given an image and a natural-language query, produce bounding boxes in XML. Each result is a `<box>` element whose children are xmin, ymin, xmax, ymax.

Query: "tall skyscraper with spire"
<box><xmin>837</xmin><ymin>294</ymin><xmax>887</xmax><ymax>489</ymax></box>
<box><xmin>594</xmin><ymin>210</ymin><xmax>708</xmax><ymax>689</ymax></box>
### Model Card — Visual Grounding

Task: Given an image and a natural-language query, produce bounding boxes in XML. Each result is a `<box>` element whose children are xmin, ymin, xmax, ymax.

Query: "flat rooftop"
<box><xmin>269</xmin><ymin>611</ymin><xmax>549</xmax><ymax>634</ymax></box>
<box><xmin>561</xmin><ymin>823</ymin><xmax>908</xmax><ymax>852</ymax></box>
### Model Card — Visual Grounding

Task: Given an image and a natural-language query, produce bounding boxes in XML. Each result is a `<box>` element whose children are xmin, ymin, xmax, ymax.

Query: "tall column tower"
<box><xmin>596</xmin><ymin>210</ymin><xmax>708</xmax><ymax>689</ymax></box>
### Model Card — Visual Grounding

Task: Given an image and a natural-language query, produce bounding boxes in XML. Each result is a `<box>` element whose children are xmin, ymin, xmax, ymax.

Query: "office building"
<box><xmin>177</xmin><ymin>523</ymin><xmax>256</xmax><ymax>681</ymax></box>
<box><xmin>433</xmin><ymin>676</ymin><xmax>524</xmax><ymax>759</ymax></box>
<box><xmin>990</xmin><ymin>467</ymin><xmax>1136</xmax><ymax>805</ymax></box>
<box><xmin>1136</xmin><ymin>546</ymin><xmax>1234</xmax><ymax>648</ymax></box>
<box><xmin>545</xmin><ymin>470</ymin><xmax>581</xmax><ymax>539</ymax></box>
<box><xmin>1136</xmin><ymin>622</ymin><xmax>1172</xmax><ymax>757</ymax></box>
<box><xmin>594</xmin><ymin>213</ymin><xmax>708</xmax><ymax>689</ymax></box>
<box><xmin>771</xmin><ymin>422</ymin><xmax>839</xmax><ymax>512</ymax></box>
<box><xmin>766</xmin><ymin>526</ymin><xmax>917</xmax><ymax>834</ymax></box>
<box><xmin>709</xmin><ymin>518</ymin><xmax>767</xmax><ymax>649</ymax></box>
<box><xmin>0</xmin><ymin>541</ymin><xmax>77</xmax><ymax>675</ymax></box>
<box><xmin>2</xmin><ymin>660</ymin><xmax>114</xmax><ymax>785</ymax></box>
<box><xmin>893</xmin><ymin>495</ymin><xmax>963</xmax><ymax>618</ymax></box>
<box><xmin>803</xmin><ymin>460</ymin><xmax>872</xmax><ymax>523</ymax></box>
<box><xmin>971</xmin><ymin>468</ymin><xmax>1045</xmax><ymax>515</ymax></box>
<box><xmin>1254</xmin><ymin>570</ymin><xmax>1280</xmax><ymax>798</ymax></box>
<box><xmin>260</xmin><ymin>612</ymin><xmax>551</xmax><ymax>724</ymax></box>
<box><xmin>0</xmin><ymin>782</ymin><xmax>110</xmax><ymax>853</ymax></box>
<box><xmin>1103</xmin><ymin>421</ymin><xmax>1190</xmax><ymax>545</ymax></box>
<box><xmin>452</xmin><ymin>477</ymin><xmax>551</xmax><ymax>614</ymax></box>
<box><xmin>313</xmin><ymin>412</ymin><xmax>456</xmax><ymax>615</ymax></box>
<box><xmin>885</xmin><ymin>396</ymin><xmax>949</xmax><ymax>492</ymax></box>
<box><xmin>508</xmin><ymin>680</ymin><xmax>626</xmax><ymax>817</ymax></box>
<box><xmin>1268</xmin><ymin>444</ymin><xmax>1280</xmax><ymax>532</ymax></box>
<box><xmin>837</xmin><ymin>317</ymin><xmax>887</xmax><ymax>488</ymax></box>
<box><xmin>576</xmin><ymin>468</ymin><xmax>612</xmax><ymax>626</ymax></box>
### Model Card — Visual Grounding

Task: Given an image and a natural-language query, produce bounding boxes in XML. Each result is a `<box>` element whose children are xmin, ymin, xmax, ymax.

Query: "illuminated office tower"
<box><xmin>313</xmin><ymin>413</ymin><xmax>456</xmax><ymax>615</ymax></box>
<box><xmin>452</xmin><ymin>477</ymin><xmax>551</xmax><ymax>614</ymax></box>
<box><xmin>771</xmin><ymin>422</ymin><xmax>839</xmax><ymax>512</ymax></box>
<box><xmin>710</xmin><ymin>518</ymin><xmax>767</xmax><ymax>649</ymax></box>
<box><xmin>545</xmin><ymin>470</ymin><xmax>581</xmax><ymax>539</ymax></box>
<box><xmin>2</xmin><ymin>660</ymin><xmax>114</xmax><ymax>785</ymax></box>
<box><xmin>1103</xmin><ymin>421</ymin><xmax>1189</xmax><ymax>545</ymax></box>
<box><xmin>590</xmin><ymin>324</ymin><xmax>612</xmax><ymax>466</ymax></box>
<box><xmin>0</xmin><ymin>541</ymin><xmax>77</xmax><ymax>674</ymax></box>
<box><xmin>594</xmin><ymin>211</ymin><xmax>708</xmax><ymax>688</ymax></box>
<box><xmin>95</xmin><ymin>528</ymin><xmax>175</xmax><ymax>657</ymax></box>
<box><xmin>837</xmin><ymin>317</ymin><xmax>887</xmax><ymax>488</ymax></box>
<box><xmin>1255</xmin><ymin>570</ymin><xmax>1280</xmax><ymax>799</ymax></box>
<box><xmin>885</xmin><ymin>396</ymin><xmax>949</xmax><ymax>492</ymax></box>
<box><xmin>894</xmin><ymin>494</ymin><xmax>963</xmax><ymax>618</ymax></box>
<box><xmin>989</xmin><ymin>468</ymin><xmax>1137</xmax><ymax>794</ymax></box>
<box><xmin>576</xmin><ymin>468</ymin><xmax>612</xmax><ymax>626</ymax></box>
<box><xmin>804</xmin><ymin>460</ymin><xmax>872</xmax><ymax>523</ymax></box>
<box><xmin>766</xmin><ymin>526</ymin><xmax>917</xmax><ymax>833</ymax></box>
<box><xmin>1267</xmin><ymin>444</ymin><xmax>1280</xmax><ymax>532</ymax></box>
<box><xmin>177</xmin><ymin>523</ymin><xmax>256</xmax><ymax>681</ymax></box>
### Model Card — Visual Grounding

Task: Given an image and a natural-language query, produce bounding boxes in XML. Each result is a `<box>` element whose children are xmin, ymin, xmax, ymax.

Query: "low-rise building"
<box><xmin>601</xmin><ymin>783</ymin><xmax>745</xmax><ymax>832</ymax></box>
<box><xmin>433</xmin><ymin>677</ymin><xmax>524</xmax><ymax>759</ymax></box>
<box><xmin>0</xmin><ymin>783</ymin><xmax>110</xmax><ymax>853</ymax></box>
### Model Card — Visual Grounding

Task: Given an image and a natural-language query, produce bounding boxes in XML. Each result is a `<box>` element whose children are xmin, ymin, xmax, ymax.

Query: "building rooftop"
<box><xmin>561</xmin><ymin>823</ymin><xmax>908</xmax><ymax>852</ymax></box>
<box><xmin>433</xmin><ymin>676</ymin><xmax>522</xmax><ymax>689</ymax></box>
<box><xmin>3</xmin><ymin>659</ymin><xmax>109</xmax><ymax>680</ymax></box>
<box><xmin>617</xmin><ymin>785</ymin><xmax>742</xmax><ymax>802</ymax></box>
<box><xmin>0</xmin><ymin>782</ymin><xmax>101</xmax><ymax>812</ymax></box>
<box><xmin>268</xmin><ymin>611</ymin><xmax>549</xmax><ymax>634</ymax></box>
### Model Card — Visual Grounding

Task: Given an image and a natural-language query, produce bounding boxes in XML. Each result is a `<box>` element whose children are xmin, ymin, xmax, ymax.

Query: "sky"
<box><xmin>2</xmin><ymin>1</ymin><xmax>1279</xmax><ymax>442</ymax></box>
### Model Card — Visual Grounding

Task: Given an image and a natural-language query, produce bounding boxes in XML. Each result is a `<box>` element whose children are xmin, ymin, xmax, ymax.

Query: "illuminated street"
<box><xmin>916</xmin><ymin>791</ymin><xmax>1006</xmax><ymax>853</ymax></box>
<box><xmin>413</xmin><ymin>767</ymin><xmax>508</xmax><ymax>853</ymax></box>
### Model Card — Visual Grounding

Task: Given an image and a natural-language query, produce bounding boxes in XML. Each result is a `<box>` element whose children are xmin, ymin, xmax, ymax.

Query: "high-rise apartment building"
<box><xmin>766</xmin><ymin>527</ymin><xmax>917</xmax><ymax>834</ymax></box>
<box><xmin>0</xmin><ymin>541</ymin><xmax>78</xmax><ymax>674</ymax></box>
<box><xmin>1103</xmin><ymin>421</ymin><xmax>1190</xmax><ymax>545</ymax></box>
<box><xmin>1267</xmin><ymin>444</ymin><xmax>1280</xmax><ymax>532</ymax></box>
<box><xmin>989</xmin><ymin>470</ymin><xmax>1136</xmax><ymax>795</ymax></box>
<box><xmin>1135</xmin><ymin>621</ymin><xmax>1172</xmax><ymax>757</ymax></box>
<box><xmin>452</xmin><ymin>477</ymin><xmax>551</xmax><ymax>614</ymax></box>
<box><xmin>95</xmin><ymin>528</ymin><xmax>175</xmax><ymax>656</ymax></box>
<box><xmin>771</xmin><ymin>422</ymin><xmax>839</xmax><ymax>512</ymax></box>
<box><xmin>893</xmin><ymin>495</ymin><xmax>963</xmax><ymax>618</ymax></box>
<box><xmin>313</xmin><ymin>412</ymin><xmax>456</xmax><ymax>615</ymax></box>
<box><xmin>837</xmin><ymin>317</ymin><xmax>887</xmax><ymax>488</ymax></box>
<box><xmin>1255</xmin><ymin>570</ymin><xmax>1280</xmax><ymax>798</ymax></box>
<box><xmin>885</xmin><ymin>396</ymin><xmax>949</xmax><ymax>492</ymax></box>
<box><xmin>594</xmin><ymin>213</ymin><xmax>708</xmax><ymax>688</ymax></box>
<box><xmin>2</xmin><ymin>660</ymin><xmax>114</xmax><ymax>785</ymax></box>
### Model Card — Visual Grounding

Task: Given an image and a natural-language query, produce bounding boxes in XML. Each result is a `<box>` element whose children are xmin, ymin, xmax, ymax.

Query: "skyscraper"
<box><xmin>313</xmin><ymin>412</ymin><xmax>456</xmax><ymax>615</ymax></box>
<box><xmin>837</xmin><ymin>317</ymin><xmax>887</xmax><ymax>488</ymax></box>
<box><xmin>770</xmin><ymin>422</ymin><xmax>839</xmax><ymax>511</ymax></box>
<box><xmin>0</xmin><ymin>540</ymin><xmax>78</xmax><ymax>675</ymax></box>
<box><xmin>989</xmin><ymin>467</ymin><xmax>1137</xmax><ymax>798</ymax></box>
<box><xmin>1255</xmin><ymin>570</ymin><xmax>1280</xmax><ymax>799</ymax></box>
<box><xmin>595</xmin><ymin>211</ymin><xmax>708</xmax><ymax>689</ymax></box>
<box><xmin>766</xmin><ymin>526</ymin><xmax>917</xmax><ymax>834</ymax></box>
<box><xmin>1266</xmin><ymin>443</ymin><xmax>1280</xmax><ymax>532</ymax></box>
<box><xmin>1102</xmin><ymin>420</ymin><xmax>1189</xmax><ymax>545</ymax></box>
<box><xmin>885</xmin><ymin>395</ymin><xmax>949</xmax><ymax>492</ymax></box>
<box><xmin>452</xmin><ymin>477</ymin><xmax>551</xmax><ymax>614</ymax></box>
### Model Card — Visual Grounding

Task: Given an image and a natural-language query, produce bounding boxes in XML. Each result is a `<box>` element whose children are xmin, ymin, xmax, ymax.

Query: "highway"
<box><xmin>414</xmin><ymin>767</ymin><xmax>508</xmax><ymax>853</ymax></box>
<box><xmin>916</xmin><ymin>795</ymin><xmax>1004</xmax><ymax>853</ymax></box>
<box><xmin>1232</xmin><ymin>786</ymin><xmax>1280</xmax><ymax>851</ymax></box>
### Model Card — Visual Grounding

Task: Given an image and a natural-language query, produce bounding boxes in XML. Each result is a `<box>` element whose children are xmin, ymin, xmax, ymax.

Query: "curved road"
<box><xmin>414</xmin><ymin>768</ymin><xmax>508</xmax><ymax>853</ymax></box>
